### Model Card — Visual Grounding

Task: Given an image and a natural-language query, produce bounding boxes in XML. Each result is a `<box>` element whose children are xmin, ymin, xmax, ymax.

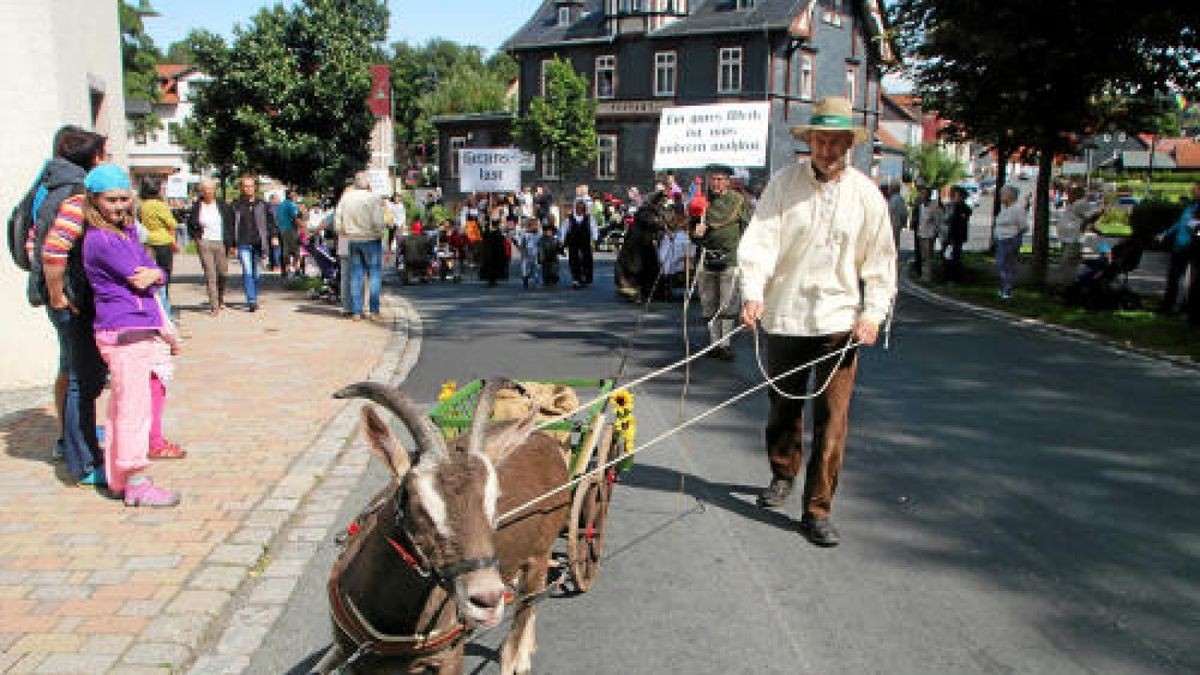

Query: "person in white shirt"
<box><xmin>185</xmin><ymin>178</ymin><xmax>233</xmax><ymax>315</ymax></box>
<box><xmin>737</xmin><ymin>97</ymin><xmax>897</xmax><ymax>547</ymax></box>
<box><xmin>994</xmin><ymin>185</ymin><xmax>1028</xmax><ymax>299</ymax></box>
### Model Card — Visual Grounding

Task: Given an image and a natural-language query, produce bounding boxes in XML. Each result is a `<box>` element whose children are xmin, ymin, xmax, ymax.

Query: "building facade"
<box><xmin>434</xmin><ymin>0</ymin><xmax>892</xmax><ymax>201</ymax></box>
<box><xmin>127</xmin><ymin>64</ymin><xmax>210</xmax><ymax>196</ymax></box>
<box><xmin>0</xmin><ymin>0</ymin><xmax>128</xmax><ymax>389</ymax></box>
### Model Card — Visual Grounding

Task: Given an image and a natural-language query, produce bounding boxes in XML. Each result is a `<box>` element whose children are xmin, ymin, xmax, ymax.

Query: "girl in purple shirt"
<box><xmin>81</xmin><ymin>164</ymin><xmax>181</xmax><ymax>507</ymax></box>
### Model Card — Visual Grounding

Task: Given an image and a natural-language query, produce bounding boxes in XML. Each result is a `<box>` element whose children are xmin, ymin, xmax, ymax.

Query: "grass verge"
<box><xmin>912</xmin><ymin>263</ymin><xmax>1200</xmax><ymax>363</ymax></box>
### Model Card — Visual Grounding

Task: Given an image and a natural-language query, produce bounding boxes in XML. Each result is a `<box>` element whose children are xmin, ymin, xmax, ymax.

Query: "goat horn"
<box><xmin>466</xmin><ymin>378</ymin><xmax>531</xmax><ymax>454</ymax></box>
<box><xmin>334</xmin><ymin>382</ymin><xmax>448</xmax><ymax>457</ymax></box>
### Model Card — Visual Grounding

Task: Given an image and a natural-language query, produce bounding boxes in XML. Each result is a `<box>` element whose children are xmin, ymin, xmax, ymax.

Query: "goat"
<box><xmin>314</xmin><ymin>379</ymin><xmax>570</xmax><ymax>675</ymax></box>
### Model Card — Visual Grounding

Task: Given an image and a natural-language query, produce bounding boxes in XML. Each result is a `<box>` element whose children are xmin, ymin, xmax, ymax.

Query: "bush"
<box><xmin>1096</xmin><ymin>208</ymin><xmax>1131</xmax><ymax>236</ymax></box>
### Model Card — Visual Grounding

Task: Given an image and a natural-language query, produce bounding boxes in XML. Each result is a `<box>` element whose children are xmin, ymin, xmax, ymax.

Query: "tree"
<box><xmin>182</xmin><ymin>0</ymin><xmax>388</xmax><ymax>194</ymax></box>
<box><xmin>889</xmin><ymin>0</ymin><xmax>1200</xmax><ymax>286</ymax></box>
<box><xmin>164</xmin><ymin>32</ymin><xmax>204</xmax><ymax>65</ymax></box>
<box><xmin>120</xmin><ymin>0</ymin><xmax>163</xmax><ymax>136</ymax></box>
<box><xmin>904</xmin><ymin>143</ymin><xmax>966</xmax><ymax>191</ymax></box>
<box><xmin>514</xmin><ymin>57</ymin><xmax>597</xmax><ymax>194</ymax></box>
<box><xmin>390</xmin><ymin>40</ymin><xmax>515</xmax><ymax>168</ymax></box>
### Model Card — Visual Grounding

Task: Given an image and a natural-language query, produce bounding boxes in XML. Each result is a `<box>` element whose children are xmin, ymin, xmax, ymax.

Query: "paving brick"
<box><xmin>80</xmin><ymin>633</ymin><xmax>135</xmax><ymax>655</ymax></box>
<box><xmin>7</xmin><ymin>632</ymin><xmax>83</xmax><ymax>653</ymax></box>
<box><xmin>247</xmin><ymin>577</ymin><xmax>297</xmax><ymax>605</ymax></box>
<box><xmin>30</xmin><ymin>652</ymin><xmax>118</xmax><ymax>674</ymax></box>
<box><xmin>205</xmin><ymin>544</ymin><xmax>262</xmax><ymax>567</ymax></box>
<box><xmin>118</xmin><ymin>599</ymin><xmax>168</xmax><ymax>618</ymax></box>
<box><xmin>165</xmin><ymin>589</ymin><xmax>232</xmax><ymax>616</ymax></box>
<box><xmin>120</xmin><ymin>642</ymin><xmax>191</xmax><ymax>669</ymax></box>
<box><xmin>185</xmin><ymin>655</ymin><xmax>250</xmax><ymax>675</ymax></box>
<box><xmin>74</xmin><ymin>616</ymin><xmax>148</xmax><ymax>635</ymax></box>
<box><xmin>187</xmin><ymin>566</ymin><xmax>244</xmax><ymax>592</ymax></box>
<box><xmin>136</xmin><ymin>612</ymin><xmax>209</xmax><ymax>649</ymax></box>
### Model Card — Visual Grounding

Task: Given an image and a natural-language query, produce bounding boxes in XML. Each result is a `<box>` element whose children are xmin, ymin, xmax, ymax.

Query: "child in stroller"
<box><xmin>1062</xmin><ymin>238</ymin><xmax>1143</xmax><ymax>310</ymax></box>
<box><xmin>303</xmin><ymin>228</ymin><xmax>341</xmax><ymax>303</ymax></box>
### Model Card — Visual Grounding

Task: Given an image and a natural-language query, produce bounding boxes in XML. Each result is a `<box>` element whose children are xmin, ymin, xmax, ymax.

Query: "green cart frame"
<box><xmin>428</xmin><ymin>378</ymin><xmax>625</xmax><ymax>592</ymax></box>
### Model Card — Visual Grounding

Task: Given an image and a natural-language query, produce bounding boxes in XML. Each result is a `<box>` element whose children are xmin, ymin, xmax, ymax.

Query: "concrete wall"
<box><xmin>0</xmin><ymin>0</ymin><xmax>127</xmax><ymax>390</ymax></box>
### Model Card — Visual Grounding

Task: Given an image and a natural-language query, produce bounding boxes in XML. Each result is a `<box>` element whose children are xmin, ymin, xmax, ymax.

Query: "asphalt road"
<box><xmin>247</xmin><ymin>255</ymin><xmax>1199</xmax><ymax>675</ymax></box>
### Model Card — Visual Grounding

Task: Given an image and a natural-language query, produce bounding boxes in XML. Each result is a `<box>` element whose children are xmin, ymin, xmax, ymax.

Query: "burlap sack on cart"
<box><xmin>491</xmin><ymin>382</ymin><xmax>580</xmax><ymax>450</ymax></box>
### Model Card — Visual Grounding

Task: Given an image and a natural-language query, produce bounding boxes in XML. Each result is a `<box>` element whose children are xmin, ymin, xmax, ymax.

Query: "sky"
<box><xmin>142</xmin><ymin>0</ymin><xmax>545</xmax><ymax>56</ymax></box>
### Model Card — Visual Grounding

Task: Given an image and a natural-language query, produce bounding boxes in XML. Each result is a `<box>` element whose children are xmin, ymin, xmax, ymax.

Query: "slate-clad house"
<box><xmin>436</xmin><ymin>0</ymin><xmax>894</xmax><ymax>199</ymax></box>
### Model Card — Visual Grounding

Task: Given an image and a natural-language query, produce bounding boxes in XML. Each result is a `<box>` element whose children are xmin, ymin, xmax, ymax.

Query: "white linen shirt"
<box><xmin>738</xmin><ymin>162</ymin><xmax>897</xmax><ymax>336</ymax></box>
<box><xmin>994</xmin><ymin>203</ymin><xmax>1027</xmax><ymax>240</ymax></box>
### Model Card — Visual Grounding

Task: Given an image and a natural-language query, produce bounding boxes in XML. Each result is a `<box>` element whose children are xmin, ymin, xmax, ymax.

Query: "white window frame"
<box><xmin>824</xmin><ymin>0</ymin><xmax>843</xmax><ymax>26</ymax></box>
<box><xmin>540</xmin><ymin>59</ymin><xmax>553</xmax><ymax>96</ymax></box>
<box><xmin>597</xmin><ymin>135</ymin><xmax>618</xmax><ymax>180</ymax></box>
<box><xmin>718</xmin><ymin>47</ymin><xmax>743</xmax><ymax>94</ymax></box>
<box><xmin>790</xmin><ymin>51</ymin><xmax>814</xmax><ymax>100</ymax></box>
<box><xmin>594</xmin><ymin>55</ymin><xmax>616</xmax><ymax>100</ymax></box>
<box><xmin>654</xmin><ymin>51</ymin><xmax>677</xmax><ymax>97</ymax></box>
<box><xmin>449</xmin><ymin>136</ymin><xmax>466</xmax><ymax>178</ymax></box>
<box><xmin>845</xmin><ymin>67</ymin><xmax>857</xmax><ymax>106</ymax></box>
<box><xmin>541</xmin><ymin>148</ymin><xmax>560</xmax><ymax>180</ymax></box>
<box><xmin>736</xmin><ymin>0</ymin><xmax>755</xmax><ymax>9</ymax></box>
<box><xmin>558</xmin><ymin>6</ymin><xmax>571</xmax><ymax>26</ymax></box>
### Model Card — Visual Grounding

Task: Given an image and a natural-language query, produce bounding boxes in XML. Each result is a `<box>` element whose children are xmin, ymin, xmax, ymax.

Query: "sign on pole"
<box><xmin>459</xmin><ymin>149</ymin><xmax>523</xmax><ymax>193</ymax></box>
<box><xmin>164</xmin><ymin>174</ymin><xmax>188</xmax><ymax>200</ymax></box>
<box><xmin>652</xmin><ymin>102</ymin><xmax>771</xmax><ymax>170</ymax></box>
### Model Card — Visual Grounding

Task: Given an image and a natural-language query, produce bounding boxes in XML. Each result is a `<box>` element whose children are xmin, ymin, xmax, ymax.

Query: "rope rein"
<box><xmin>500</xmin><ymin>335</ymin><xmax>860</xmax><ymax>524</ymax></box>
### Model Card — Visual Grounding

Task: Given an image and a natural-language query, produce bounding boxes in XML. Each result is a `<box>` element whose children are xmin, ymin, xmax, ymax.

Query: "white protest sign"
<box><xmin>653</xmin><ymin>102</ymin><xmax>770</xmax><ymax>170</ymax></box>
<box><xmin>459</xmin><ymin>148</ymin><xmax>522</xmax><ymax>193</ymax></box>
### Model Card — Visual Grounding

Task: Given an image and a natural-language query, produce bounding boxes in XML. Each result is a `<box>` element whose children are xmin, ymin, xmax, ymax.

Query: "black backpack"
<box><xmin>6</xmin><ymin>165</ymin><xmax>49</xmax><ymax>271</ymax></box>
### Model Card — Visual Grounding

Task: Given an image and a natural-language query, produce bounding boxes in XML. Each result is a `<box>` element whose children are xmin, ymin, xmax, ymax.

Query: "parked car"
<box><xmin>1017</xmin><ymin>166</ymin><xmax>1035</xmax><ymax>180</ymax></box>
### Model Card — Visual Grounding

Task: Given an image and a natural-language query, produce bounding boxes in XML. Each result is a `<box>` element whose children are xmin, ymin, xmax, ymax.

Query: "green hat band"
<box><xmin>809</xmin><ymin>114</ymin><xmax>853</xmax><ymax>128</ymax></box>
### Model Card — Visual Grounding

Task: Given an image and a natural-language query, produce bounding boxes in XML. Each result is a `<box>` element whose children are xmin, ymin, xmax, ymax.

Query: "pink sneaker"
<box><xmin>123</xmin><ymin>478</ymin><xmax>180</xmax><ymax>508</ymax></box>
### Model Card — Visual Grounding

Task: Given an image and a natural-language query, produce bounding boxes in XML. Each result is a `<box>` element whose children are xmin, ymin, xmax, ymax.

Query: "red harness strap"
<box><xmin>387</xmin><ymin>536</ymin><xmax>425</xmax><ymax>572</ymax></box>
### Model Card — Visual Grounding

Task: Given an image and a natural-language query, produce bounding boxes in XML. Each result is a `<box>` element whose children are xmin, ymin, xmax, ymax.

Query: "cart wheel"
<box><xmin>567</xmin><ymin>426</ymin><xmax>615</xmax><ymax>593</ymax></box>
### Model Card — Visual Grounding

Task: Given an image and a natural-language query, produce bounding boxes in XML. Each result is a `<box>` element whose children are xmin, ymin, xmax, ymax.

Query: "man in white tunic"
<box><xmin>738</xmin><ymin>97</ymin><xmax>897</xmax><ymax>547</ymax></box>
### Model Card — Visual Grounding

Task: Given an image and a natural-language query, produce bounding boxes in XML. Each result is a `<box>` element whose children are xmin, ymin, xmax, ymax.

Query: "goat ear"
<box><xmin>361</xmin><ymin>405</ymin><xmax>412</xmax><ymax>478</ymax></box>
<box><xmin>489</xmin><ymin>413</ymin><xmax>539</xmax><ymax>464</ymax></box>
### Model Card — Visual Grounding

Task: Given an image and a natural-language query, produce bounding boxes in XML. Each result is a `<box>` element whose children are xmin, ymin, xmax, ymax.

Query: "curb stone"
<box><xmin>106</xmin><ymin>292</ymin><xmax>423</xmax><ymax>675</ymax></box>
<box><xmin>901</xmin><ymin>278</ymin><xmax>1199</xmax><ymax>373</ymax></box>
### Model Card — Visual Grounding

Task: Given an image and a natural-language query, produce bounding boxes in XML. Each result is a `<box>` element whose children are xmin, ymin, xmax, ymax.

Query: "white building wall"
<box><xmin>129</xmin><ymin>70</ymin><xmax>209</xmax><ymax>190</ymax></box>
<box><xmin>0</xmin><ymin>0</ymin><xmax>127</xmax><ymax>390</ymax></box>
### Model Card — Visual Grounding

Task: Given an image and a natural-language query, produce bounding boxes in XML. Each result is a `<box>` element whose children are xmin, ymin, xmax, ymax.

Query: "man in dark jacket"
<box><xmin>562</xmin><ymin>200</ymin><xmax>595</xmax><ymax>288</ymax></box>
<box><xmin>31</xmin><ymin>127</ymin><xmax>109</xmax><ymax>482</ymax></box>
<box><xmin>229</xmin><ymin>175</ymin><xmax>277</xmax><ymax>311</ymax></box>
<box><xmin>942</xmin><ymin>186</ymin><xmax>971</xmax><ymax>283</ymax></box>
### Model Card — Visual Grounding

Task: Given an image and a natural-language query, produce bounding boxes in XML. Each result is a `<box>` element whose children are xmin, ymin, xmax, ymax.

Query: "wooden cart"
<box><xmin>428</xmin><ymin>378</ymin><xmax>628</xmax><ymax>592</ymax></box>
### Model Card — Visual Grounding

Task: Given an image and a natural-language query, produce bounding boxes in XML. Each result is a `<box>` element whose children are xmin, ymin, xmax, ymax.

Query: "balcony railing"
<box><xmin>604</xmin><ymin>0</ymin><xmax>689</xmax><ymax>18</ymax></box>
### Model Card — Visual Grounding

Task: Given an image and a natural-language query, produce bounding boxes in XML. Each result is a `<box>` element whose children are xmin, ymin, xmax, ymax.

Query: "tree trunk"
<box><xmin>990</xmin><ymin>142</ymin><xmax>1011</xmax><ymax>254</ymax></box>
<box><xmin>1030</xmin><ymin>144</ymin><xmax>1055</xmax><ymax>288</ymax></box>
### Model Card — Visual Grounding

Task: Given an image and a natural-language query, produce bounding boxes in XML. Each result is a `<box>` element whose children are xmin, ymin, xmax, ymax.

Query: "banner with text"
<box><xmin>653</xmin><ymin>102</ymin><xmax>770</xmax><ymax>170</ymax></box>
<box><xmin>459</xmin><ymin>148</ymin><xmax>523</xmax><ymax>193</ymax></box>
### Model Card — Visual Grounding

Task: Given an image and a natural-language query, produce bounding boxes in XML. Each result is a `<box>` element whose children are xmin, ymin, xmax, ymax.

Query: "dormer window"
<box><xmin>558</xmin><ymin>6</ymin><xmax>571</xmax><ymax>26</ymax></box>
<box><xmin>736</xmin><ymin>0</ymin><xmax>755</xmax><ymax>9</ymax></box>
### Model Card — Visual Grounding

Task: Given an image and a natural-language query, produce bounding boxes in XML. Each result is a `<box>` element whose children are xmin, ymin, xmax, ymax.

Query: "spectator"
<box><xmin>914</xmin><ymin>187</ymin><xmax>942</xmax><ymax>282</ymax></box>
<box><xmin>401</xmin><ymin>220</ymin><xmax>432</xmax><ymax>284</ymax></box>
<box><xmin>518</xmin><ymin>218</ymin><xmax>542</xmax><ymax>288</ymax></box>
<box><xmin>80</xmin><ymin>164</ymin><xmax>181</xmax><ymax>506</ymax></box>
<box><xmin>335</xmin><ymin>172</ymin><xmax>388</xmax><ymax>321</ymax></box>
<box><xmin>229</xmin><ymin>176</ymin><xmax>276</xmax><ymax>312</ymax></box>
<box><xmin>993</xmin><ymin>185</ymin><xmax>1028</xmax><ymax>299</ymax></box>
<box><xmin>478</xmin><ymin>221</ymin><xmax>509</xmax><ymax>287</ymax></box>
<box><xmin>275</xmin><ymin>189</ymin><xmax>300</xmax><ymax>279</ymax></box>
<box><xmin>138</xmin><ymin>176</ymin><xmax>178</xmax><ymax>316</ymax></box>
<box><xmin>562</xmin><ymin>199</ymin><xmax>596</xmax><ymax>289</ymax></box>
<box><xmin>186</xmin><ymin>179</ymin><xmax>234</xmax><ymax>315</ymax></box>
<box><xmin>1060</xmin><ymin>185</ymin><xmax>1104</xmax><ymax>273</ymax></box>
<box><xmin>942</xmin><ymin>186</ymin><xmax>971</xmax><ymax>283</ymax></box>
<box><xmin>886</xmin><ymin>184</ymin><xmax>908</xmax><ymax>264</ymax></box>
<box><xmin>539</xmin><ymin>223</ymin><xmax>562</xmax><ymax>287</ymax></box>
<box><xmin>1155</xmin><ymin>181</ymin><xmax>1199</xmax><ymax>315</ymax></box>
<box><xmin>34</xmin><ymin>127</ymin><xmax>108</xmax><ymax>482</ymax></box>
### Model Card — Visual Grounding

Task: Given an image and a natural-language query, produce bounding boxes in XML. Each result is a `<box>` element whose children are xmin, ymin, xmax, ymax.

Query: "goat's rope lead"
<box><xmin>500</xmin><ymin>336</ymin><xmax>861</xmax><ymax>524</ymax></box>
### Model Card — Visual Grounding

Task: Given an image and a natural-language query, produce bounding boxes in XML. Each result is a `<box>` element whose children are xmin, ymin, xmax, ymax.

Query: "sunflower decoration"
<box><xmin>609</xmin><ymin>389</ymin><xmax>634</xmax><ymax>415</ymax></box>
<box><xmin>437</xmin><ymin>380</ymin><xmax>458</xmax><ymax>403</ymax></box>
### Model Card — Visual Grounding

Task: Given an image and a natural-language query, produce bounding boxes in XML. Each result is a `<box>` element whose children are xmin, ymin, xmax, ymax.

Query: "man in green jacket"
<box><xmin>690</xmin><ymin>164</ymin><xmax>750</xmax><ymax>360</ymax></box>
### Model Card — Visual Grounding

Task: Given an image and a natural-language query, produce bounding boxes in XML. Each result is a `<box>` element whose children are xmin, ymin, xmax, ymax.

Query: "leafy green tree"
<box><xmin>163</xmin><ymin>32</ymin><xmax>205</xmax><ymax>65</ymax></box>
<box><xmin>515</xmin><ymin>57</ymin><xmax>597</xmax><ymax>193</ymax></box>
<box><xmin>904</xmin><ymin>143</ymin><xmax>966</xmax><ymax>191</ymax></box>
<box><xmin>889</xmin><ymin>0</ymin><xmax>1200</xmax><ymax>286</ymax></box>
<box><xmin>120</xmin><ymin>0</ymin><xmax>163</xmax><ymax>135</ymax></box>
<box><xmin>390</xmin><ymin>39</ymin><xmax>515</xmax><ymax>168</ymax></box>
<box><xmin>182</xmin><ymin>0</ymin><xmax>388</xmax><ymax>193</ymax></box>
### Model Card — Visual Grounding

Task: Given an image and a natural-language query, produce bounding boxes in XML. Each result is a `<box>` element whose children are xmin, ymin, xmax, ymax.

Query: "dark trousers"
<box><xmin>942</xmin><ymin>241</ymin><xmax>964</xmax><ymax>282</ymax></box>
<box><xmin>49</xmin><ymin>308</ymin><xmax>107</xmax><ymax>480</ymax></box>
<box><xmin>764</xmin><ymin>332</ymin><xmax>859</xmax><ymax>518</ymax></box>
<box><xmin>1160</xmin><ymin>249</ymin><xmax>1190</xmax><ymax>313</ymax></box>
<box><xmin>567</xmin><ymin>242</ymin><xmax>593</xmax><ymax>284</ymax></box>
<box><xmin>1189</xmin><ymin>245</ymin><xmax>1200</xmax><ymax>325</ymax></box>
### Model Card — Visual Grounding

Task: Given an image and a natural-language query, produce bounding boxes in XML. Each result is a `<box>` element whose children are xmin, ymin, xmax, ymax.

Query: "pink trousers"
<box><xmin>96</xmin><ymin>331</ymin><xmax>169</xmax><ymax>493</ymax></box>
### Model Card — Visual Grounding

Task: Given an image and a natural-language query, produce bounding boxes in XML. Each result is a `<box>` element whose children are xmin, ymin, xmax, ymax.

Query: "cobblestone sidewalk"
<box><xmin>0</xmin><ymin>255</ymin><xmax>413</xmax><ymax>674</ymax></box>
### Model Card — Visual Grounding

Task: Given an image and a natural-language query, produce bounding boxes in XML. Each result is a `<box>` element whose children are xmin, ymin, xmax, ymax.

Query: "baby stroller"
<box><xmin>1062</xmin><ymin>239</ymin><xmax>1143</xmax><ymax>310</ymax></box>
<box><xmin>304</xmin><ymin>232</ymin><xmax>341</xmax><ymax>303</ymax></box>
<box><xmin>432</xmin><ymin>242</ymin><xmax>463</xmax><ymax>282</ymax></box>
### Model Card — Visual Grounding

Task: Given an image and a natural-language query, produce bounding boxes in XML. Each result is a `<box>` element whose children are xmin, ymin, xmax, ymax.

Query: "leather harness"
<box><xmin>325</xmin><ymin>483</ymin><xmax>500</xmax><ymax>660</ymax></box>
